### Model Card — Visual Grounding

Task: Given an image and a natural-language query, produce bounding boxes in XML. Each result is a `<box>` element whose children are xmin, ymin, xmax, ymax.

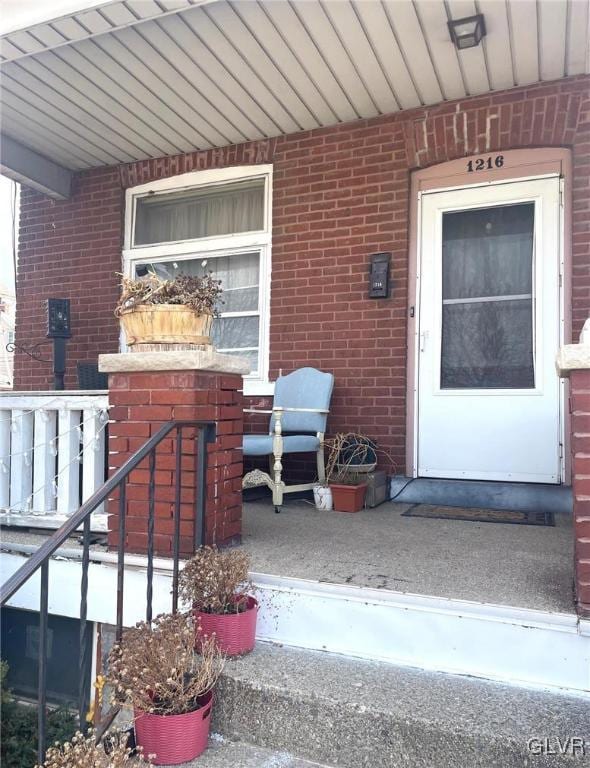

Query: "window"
<box><xmin>1</xmin><ymin>607</ymin><xmax>93</xmax><ymax>705</ymax></box>
<box><xmin>124</xmin><ymin>167</ymin><xmax>272</xmax><ymax>393</ymax></box>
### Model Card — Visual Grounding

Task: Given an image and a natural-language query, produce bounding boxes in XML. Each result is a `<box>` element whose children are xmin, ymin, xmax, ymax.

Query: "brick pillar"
<box><xmin>557</xmin><ymin>326</ymin><xmax>590</xmax><ymax>615</ymax></box>
<box><xmin>99</xmin><ymin>351</ymin><xmax>247</xmax><ymax>556</ymax></box>
<box><xmin>570</xmin><ymin>370</ymin><xmax>590</xmax><ymax>614</ymax></box>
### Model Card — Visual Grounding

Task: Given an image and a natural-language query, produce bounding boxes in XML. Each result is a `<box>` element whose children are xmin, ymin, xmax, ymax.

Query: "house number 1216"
<box><xmin>467</xmin><ymin>155</ymin><xmax>504</xmax><ymax>172</ymax></box>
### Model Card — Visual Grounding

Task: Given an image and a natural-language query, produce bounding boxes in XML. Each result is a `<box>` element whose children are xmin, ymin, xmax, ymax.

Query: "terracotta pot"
<box><xmin>195</xmin><ymin>596</ymin><xmax>258</xmax><ymax>656</ymax></box>
<box><xmin>329</xmin><ymin>482</ymin><xmax>367</xmax><ymax>513</ymax></box>
<box><xmin>119</xmin><ymin>304</ymin><xmax>213</xmax><ymax>346</ymax></box>
<box><xmin>134</xmin><ymin>691</ymin><xmax>212</xmax><ymax>766</ymax></box>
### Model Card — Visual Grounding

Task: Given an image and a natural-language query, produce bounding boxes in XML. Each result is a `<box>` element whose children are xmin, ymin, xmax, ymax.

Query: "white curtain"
<box><xmin>135</xmin><ymin>180</ymin><xmax>265</xmax><ymax>246</ymax></box>
<box><xmin>441</xmin><ymin>203</ymin><xmax>535</xmax><ymax>389</ymax></box>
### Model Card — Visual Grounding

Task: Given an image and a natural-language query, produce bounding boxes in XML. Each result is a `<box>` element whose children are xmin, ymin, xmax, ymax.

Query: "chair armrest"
<box><xmin>272</xmin><ymin>407</ymin><xmax>329</xmax><ymax>414</ymax></box>
<box><xmin>243</xmin><ymin>408</ymin><xmax>273</xmax><ymax>414</ymax></box>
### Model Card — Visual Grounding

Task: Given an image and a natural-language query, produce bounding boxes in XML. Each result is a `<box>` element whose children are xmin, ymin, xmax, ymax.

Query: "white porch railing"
<box><xmin>0</xmin><ymin>391</ymin><xmax>109</xmax><ymax>531</ymax></box>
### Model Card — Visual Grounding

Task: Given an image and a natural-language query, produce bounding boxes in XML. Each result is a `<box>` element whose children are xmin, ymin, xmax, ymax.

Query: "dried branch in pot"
<box><xmin>179</xmin><ymin>546</ymin><xmax>253</xmax><ymax>615</ymax></box>
<box><xmin>322</xmin><ymin>432</ymin><xmax>396</xmax><ymax>485</ymax></box>
<box><xmin>324</xmin><ymin>433</ymin><xmax>376</xmax><ymax>484</ymax></box>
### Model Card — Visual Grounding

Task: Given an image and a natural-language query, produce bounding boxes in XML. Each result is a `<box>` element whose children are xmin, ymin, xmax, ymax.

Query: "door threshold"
<box><xmin>390</xmin><ymin>477</ymin><xmax>572</xmax><ymax>515</ymax></box>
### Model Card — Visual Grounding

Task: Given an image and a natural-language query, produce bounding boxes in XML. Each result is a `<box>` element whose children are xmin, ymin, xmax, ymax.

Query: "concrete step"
<box><xmin>212</xmin><ymin>642</ymin><xmax>590</xmax><ymax>768</ymax></box>
<box><xmin>172</xmin><ymin>736</ymin><xmax>335</xmax><ymax>767</ymax></box>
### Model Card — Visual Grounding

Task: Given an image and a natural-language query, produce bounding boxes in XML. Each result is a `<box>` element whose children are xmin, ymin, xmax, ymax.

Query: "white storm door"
<box><xmin>417</xmin><ymin>177</ymin><xmax>561</xmax><ymax>483</ymax></box>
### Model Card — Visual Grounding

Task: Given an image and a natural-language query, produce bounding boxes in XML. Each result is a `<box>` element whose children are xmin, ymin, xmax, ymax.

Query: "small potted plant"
<box><xmin>106</xmin><ymin>612</ymin><xmax>223</xmax><ymax>766</ymax></box>
<box><xmin>312</xmin><ymin>482</ymin><xmax>333</xmax><ymax>511</ymax></box>
<box><xmin>179</xmin><ymin>546</ymin><xmax>258</xmax><ymax>657</ymax></box>
<box><xmin>115</xmin><ymin>271</ymin><xmax>222</xmax><ymax>347</ymax></box>
<box><xmin>36</xmin><ymin>728</ymin><xmax>151</xmax><ymax>767</ymax></box>
<box><xmin>324</xmin><ymin>433</ymin><xmax>377</xmax><ymax>513</ymax></box>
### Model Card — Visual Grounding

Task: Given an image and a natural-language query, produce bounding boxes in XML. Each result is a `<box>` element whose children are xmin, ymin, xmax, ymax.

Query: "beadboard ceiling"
<box><xmin>0</xmin><ymin>0</ymin><xmax>588</xmax><ymax>171</ymax></box>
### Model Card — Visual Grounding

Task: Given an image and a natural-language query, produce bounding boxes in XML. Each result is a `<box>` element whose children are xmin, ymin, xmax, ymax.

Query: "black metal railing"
<box><xmin>0</xmin><ymin>420</ymin><xmax>216</xmax><ymax>764</ymax></box>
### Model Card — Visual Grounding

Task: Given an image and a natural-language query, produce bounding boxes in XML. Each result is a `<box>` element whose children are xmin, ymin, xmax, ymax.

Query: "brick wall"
<box><xmin>107</xmin><ymin>369</ymin><xmax>243</xmax><ymax>554</ymax></box>
<box><xmin>570</xmin><ymin>370</ymin><xmax>590</xmax><ymax>615</ymax></box>
<box><xmin>16</xmin><ymin>167</ymin><xmax>123</xmax><ymax>391</ymax></box>
<box><xmin>14</xmin><ymin>75</ymin><xmax>590</xmax><ymax>473</ymax></box>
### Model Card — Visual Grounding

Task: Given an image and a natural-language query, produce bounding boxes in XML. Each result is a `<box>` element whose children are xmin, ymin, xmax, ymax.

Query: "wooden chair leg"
<box><xmin>271</xmin><ymin>464</ymin><xmax>283</xmax><ymax>513</ymax></box>
<box><xmin>272</xmin><ymin>413</ymin><xmax>284</xmax><ymax>513</ymax></box>
<box><xmin>316</xmin><ymin>442</ymin><xmax>326</xmax><ymax>484</ymax></box>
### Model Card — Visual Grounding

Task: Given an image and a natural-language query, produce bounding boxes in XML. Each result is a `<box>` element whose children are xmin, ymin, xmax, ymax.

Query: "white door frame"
<box><xmin>406</xmin><ymin>151</ymin><xmax>570</xmax><ymax>483</ymax></box>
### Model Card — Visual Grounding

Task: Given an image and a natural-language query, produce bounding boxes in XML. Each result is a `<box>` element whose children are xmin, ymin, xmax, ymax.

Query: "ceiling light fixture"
<box><xmin>448</xmin><ymin>14</ymin><xmax>486</xmax><ymax>50</ymax></box>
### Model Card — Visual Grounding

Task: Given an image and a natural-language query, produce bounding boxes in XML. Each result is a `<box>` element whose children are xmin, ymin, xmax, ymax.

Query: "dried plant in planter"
<box><xmin>179</xmin><ymin>547</ymin><xmax>259</xmax><ymax>657</ymax></box>
<box><xmin>324</xmin><ymin>432</ymin><xmax>378</xmax><ymax>485</ymax></box>
<box><xmin>115</xmin><ymin>271</ymin><xmax>223</xmax><ymax>318</ymax></box>
<box><xmin>321</xmin><ymin>432</ymin><xmax>394</xmax><ymax>513</ymax></box>
<box><xmin>179</xmin><ymin>546</ymin><xmax>253</xmax><ymax>615</ymax></box>
<box><xmin>328</xmin><ymin>471</ymin><xmax>365</xmax><ymax>487</ymax></box>
<box><xmin>36</xmin><ymin>729</ymin><xmax>151</xmax><ymax>767</ymax></box>
<box><xmin>106</xmin><ymin>612</ymin><xmax>223</xmax><ymax>716</ymax></box>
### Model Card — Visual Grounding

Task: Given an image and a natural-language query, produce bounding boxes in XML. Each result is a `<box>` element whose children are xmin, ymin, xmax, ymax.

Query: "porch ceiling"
<box><xmin>0</xmin><ymin>0</ymin><xmax>589</xmax><ymax>173</ymax></box>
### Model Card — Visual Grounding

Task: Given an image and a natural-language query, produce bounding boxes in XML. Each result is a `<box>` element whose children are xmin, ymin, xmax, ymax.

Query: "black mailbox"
<box><xmin>46</xmin><ymin>299</ymin><xmax>71</xmax><ymax>390</ymax></box>
<box><xmin>47</xmin><ymin>299</ymin><xmax>71</xmax><ymax>339</ymax></box>
<box><xmin>369</xmin><ymin>252</ymin><xmax>391</xmax><ymax>298</ymax></box>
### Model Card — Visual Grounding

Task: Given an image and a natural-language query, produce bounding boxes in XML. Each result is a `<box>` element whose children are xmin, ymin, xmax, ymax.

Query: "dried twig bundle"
<box><xmin>106</xmin><ymin>612</ymin><xmax>223</xmax><ymax>716</ymax></box>
<box><xmin>179</xmin><ymin>546</ymin><xmax>253</xmax><ymax>615</ymax></box>
<box><xmin>36</xmin><ymin>729</ymin><xmax>150</xmax><ymax>767</ymax></box>
<box><xmin>323</xmin><ymin>432</ymin><xmax>396</xmax><ymax>485</ymax></box>
<box><xmin>115</xmin><ymin>271</ymin><xmax>222</xmax><ymax>317</ymax></box>
<box><xmin>324</xmin><ymin>432</ymin><xmax>374</xmax><ymax>484</ymax></box>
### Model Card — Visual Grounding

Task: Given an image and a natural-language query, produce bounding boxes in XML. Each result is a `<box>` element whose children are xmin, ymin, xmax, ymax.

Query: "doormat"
<box><xmin>401</xmin><ymin>504</ymin><xmax>555</xmax><ymax>527</ymax></box>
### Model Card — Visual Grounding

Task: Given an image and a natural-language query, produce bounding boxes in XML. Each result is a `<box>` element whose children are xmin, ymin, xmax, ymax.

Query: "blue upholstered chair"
<box><xmin>242</xmin><ymin>367</ymin><xmax>334</xmax><ymax>513</ymax></box>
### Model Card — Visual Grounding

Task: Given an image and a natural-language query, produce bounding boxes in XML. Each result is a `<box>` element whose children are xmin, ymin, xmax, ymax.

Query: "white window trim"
<box><xmin>123</xmin><ymin>166</ymin><xmax>274</xmax><ymax>396</ymax></box>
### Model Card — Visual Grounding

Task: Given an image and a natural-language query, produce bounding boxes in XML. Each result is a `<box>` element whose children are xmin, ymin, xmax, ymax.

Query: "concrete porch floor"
<box><xmin>241</xmin><ymin>498</ymin><xmax>574</xmax><ymax>614</ymax></box>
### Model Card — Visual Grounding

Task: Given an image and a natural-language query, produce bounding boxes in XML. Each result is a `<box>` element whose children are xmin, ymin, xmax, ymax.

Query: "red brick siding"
<box><xmin>15</xmin><ymin>168</ymin><xmax>123</xmax><ymax>391</ymax></box>
<box><xmin>570</xmin><ymin>370</ymin><xmax>590</xmax><ymax>615</ymax></box>
<box><xmin>107</xmin><ymin>370</ymin><xmax>243</xmax><ymax>554</ymax></box>
<box><xmin>14</xmin><ymin>75</ymin><xmax>590</xmax><ymax>474</ymax></box>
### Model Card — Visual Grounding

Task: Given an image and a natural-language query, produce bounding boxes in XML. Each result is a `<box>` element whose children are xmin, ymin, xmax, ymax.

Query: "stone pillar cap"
<box><xmin>556</xmin><ymin>319</ymin><xmax>590</xmax><ymax>377</ymax></box>
<box><xmin>99</xmin><ymin>348</ymin><xmax>250</xmax><ymax>374</ymax></box>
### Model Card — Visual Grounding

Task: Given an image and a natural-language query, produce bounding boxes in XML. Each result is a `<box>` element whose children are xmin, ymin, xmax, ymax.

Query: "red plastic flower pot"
<box><xmin>134</xmin><ymin>692</ymin><xmax>212</xmax><ymax>766</ymax></box>
<box><xmin>330</xmin><ymin>483</ymin><xmax>367</xmax><ymax>513</ymax></box>
<box><xmin>195</xmin><ymin>595</ymin><xmax>258</xmax><ymax>656</ymax></box>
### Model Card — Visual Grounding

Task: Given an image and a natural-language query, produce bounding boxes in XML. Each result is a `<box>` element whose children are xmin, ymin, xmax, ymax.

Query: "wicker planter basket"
<box><xmin>119</xmin><ymin>304</ymin><xmax>213</xmax><ymax>346</ymax></box>
<box><xmin>134</xmin><ymin>691</ymin><xmax>213</xmax><ymax>765</ymax></box>
<box><xmin>195</xmin><ymin>596</ymin><xmax>258</xmax><ymax>657</ymax></box>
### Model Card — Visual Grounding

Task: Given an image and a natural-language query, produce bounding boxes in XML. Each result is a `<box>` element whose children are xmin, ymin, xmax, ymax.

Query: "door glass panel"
<box><xmin>441</xmin><ymin>202</ymin><xmax>535</xmax><ymax>389</ymax></box>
